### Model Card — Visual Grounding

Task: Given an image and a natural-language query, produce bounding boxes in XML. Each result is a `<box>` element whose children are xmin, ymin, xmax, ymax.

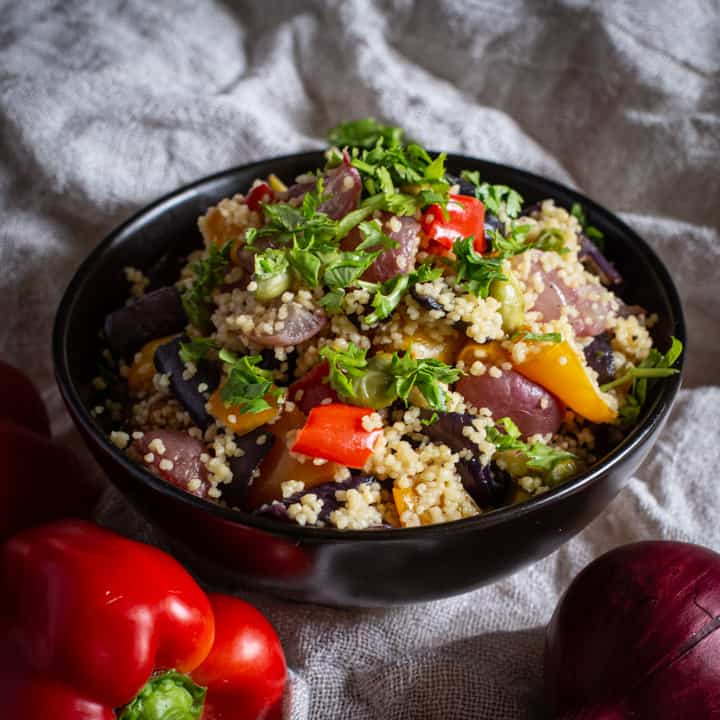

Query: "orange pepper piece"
<box><xmin>127</xmin><ymin>335</ymin><xmax>178</xmax><ymax>394</ymax></box>
<box><xmin>514</xmin><ymin>339</ymin><xmax>617</xmax><ymax>423</ymax></box>
<box><xmin>246</xmin><ymin>408</ymin><xmax>341</xmax><ymax>508</ymax></box>
<box><xmin>207</xmin><ymin>386</ymin><xmax>280</xmax><ymax>436</ymax></box>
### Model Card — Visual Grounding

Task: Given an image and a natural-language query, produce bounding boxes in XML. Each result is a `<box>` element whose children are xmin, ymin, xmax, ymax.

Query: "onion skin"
<box><xmin>545</xmin><ymin>542</ymin><xmax>720</xmax><ymax>719</ymax></box>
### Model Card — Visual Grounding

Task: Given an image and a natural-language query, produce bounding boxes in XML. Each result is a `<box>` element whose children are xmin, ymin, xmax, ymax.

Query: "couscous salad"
<box><xmin>95</xmin><ymin>119</ymin><xmax>681</xmax><ymax>530</ymax></box>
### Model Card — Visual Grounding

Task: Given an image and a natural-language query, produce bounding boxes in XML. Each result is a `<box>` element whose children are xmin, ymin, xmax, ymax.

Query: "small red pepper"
<box><xmin>288</xmin><ymin>361</ymin><xmax>339</xmax><ymax>415</ymax></box>
<box><xmin>193</xmin><ymin>594</ymin><xmax>286</xmax><ymax>720</ymax></box>
<box><xmin>246</xmin><ymin>182</ymin><xmax>275</xmax><ymax>212</ymax></box>
<box><xmin>291</xmin><ymin>402</ymin><xmax>382</xmax><ymax>468</ymax></box>
<box><xmin>422</xmin><ymin>193</ymin><xmax>486</xmax><ymax>253</ymax></box>
<box><xmin>0</xmin><ymin>520</ymin><xmax>287</xmax><ymax>720</ymax></box>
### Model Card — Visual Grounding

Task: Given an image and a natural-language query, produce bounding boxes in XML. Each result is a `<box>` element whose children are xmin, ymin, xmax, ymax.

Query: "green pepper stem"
<box><xmin>118</xmin><ymin>670</ymin><xmax>207</xmax><ymax>720</ymax></box>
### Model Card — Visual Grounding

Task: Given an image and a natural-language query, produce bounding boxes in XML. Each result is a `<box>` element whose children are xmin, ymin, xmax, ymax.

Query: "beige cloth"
<box><xmin>1</xmin><ymin>1</ymin><xmax>719</xmax><ymax>717</ymax></box>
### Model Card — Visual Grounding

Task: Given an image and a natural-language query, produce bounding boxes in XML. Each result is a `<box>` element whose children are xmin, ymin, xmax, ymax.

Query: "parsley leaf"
<box><xmin>361</xmin><ymin>263</ymin><xmax>442</xmax><ymax>325</ymax></box>
<box><xmin>460</xmin><ymin>170</ymin><xmax>523</xmax><ymax>220</ymax></box>
<box><xmin>487</xmin><ymin>417</ymin><xmax>576</xmax><ymax>473</ymax></box>
<box><xmin>355</xmin><ymin>220</ymin><xmax>398</xmax><ymax>252</ymax></box>
<box><xmin>601</xmin><ymin>337</ymin><xmax>683</xmax><ymax>426</ymax></box>
<box><xmin>534</xmin><ymin>228</ymin><xmax>569</xmax><ymax>254</ymax></box>
<box><xmin>571</xmin><ymin>202</ymin><xmax>605</xmax><ymax>250</ymax></box>
<box><xmin>182</xmin><ymin>241</ymin><xmax>232</xmax><ymax>332</ymax></box>
<box><xmin>179</xmin><ymin>337</ymin><xmax>219</xmax><ymax>364</ymax></box>
<box><xmin>328</xmin><ymin>118</ymin><xmax>405</xmax><ymax>149</ymax></box>
<box><xmin>453</xmin><ymin>236</ymin><xmax>507</xmax><ymax>298</ymax></box>
<box><xmin>319</xmin><ymin>343</ymin><xmax>461</xmax><ymax>412</ymax></box>
<box><xmin>490</xmin><ymin>224</ymin><xmax>532</xmax><ymax>256</ymax></box>
<box><xmin>348</xmin><ymin>135</ymin><xmax>450</xmax><ymax>211</ymax></box>
<box><xmin>320</xmin><ymin>344</ymin><xmax>369</xmax><ymax>399</ymax></box>
<box><xmin>218</xmin><ymin>349</ymin><xmax>281</xmax><ymax>414</ymax></box>
<box><xmin>390</xmin><ymin>353</ymin><xmax>461</xmax><ymax>411</ymax></box>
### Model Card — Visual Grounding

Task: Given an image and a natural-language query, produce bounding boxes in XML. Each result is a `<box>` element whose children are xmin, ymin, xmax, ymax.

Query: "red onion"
<box><xmin>544</xmin><ymin>541</ymin><xmax>720</xmax><ymax>719</ymax></box>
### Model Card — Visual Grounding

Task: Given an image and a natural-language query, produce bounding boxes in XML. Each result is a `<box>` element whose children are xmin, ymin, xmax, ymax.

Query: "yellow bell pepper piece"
<box><xmin>207</xmin><ymin>386</ymin><xmax>280</xmax><ymax>436</ymax></box>
<box><xmin>398</xmin><ymin>327</ymin><xmax>463</xmax><ymax>366</ymax></box>
<box><xmin>268</xmin><ymin>173</ymin><xmax>288</xmax><ymax>193</ymax></box>
<box><xmin>514</xmin><ymin>340</ymin><xmax>617</xmax><ymax>423</ymax></box>
<box><xmin>127</xmin><ymin>335</ymin><xmax>178</xmax><ymax>394</ymax></box>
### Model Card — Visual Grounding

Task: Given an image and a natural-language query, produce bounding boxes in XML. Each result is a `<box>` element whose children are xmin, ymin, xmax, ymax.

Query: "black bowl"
<box><xmin>53</xmin><ymin>152</ymin><xmax>685</xmax><ymax>607</ymax></box>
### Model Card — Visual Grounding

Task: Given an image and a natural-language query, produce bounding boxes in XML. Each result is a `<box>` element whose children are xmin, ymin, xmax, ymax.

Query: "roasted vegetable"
<box><xmin>104</xmin><ymin>286</ymin><xmax>187</xmax><ymax>359</ymax></box>
<box><xmin>154</xmin><ymin>336</ymin><xmax>220</xmax><ymax>428</ymax></box>
<box><xmin>292</xmin><ymin>403</ymin><xmax>383</xmax><ymax>469</ymax></box>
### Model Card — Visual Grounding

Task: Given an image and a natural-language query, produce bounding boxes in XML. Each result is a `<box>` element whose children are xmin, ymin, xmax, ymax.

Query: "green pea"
<box><xmin>254</xmin><ymin>271</ymin><xmax>291</xmax><ymax>302</ymax></box>
<box><xmin>490</xmin><ymin>270</ymin><xmax>525</xmax><ymax>332</ymax></box>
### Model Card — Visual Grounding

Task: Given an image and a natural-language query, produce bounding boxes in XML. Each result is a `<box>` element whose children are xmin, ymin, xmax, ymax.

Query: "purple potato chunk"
<box><xmin>256</xmin><ymin>473</ymin><xmax>374</xmax><ymax>524</ymax></box>
<box><xmin>420</xmin><ymin>410</ymin><xmax>510</xmax><ymax>507</ymax></box>
<box><xmin>579</xmin><ymin>233</ymin><xmax>622</xmax><ymax>285</ymax></box>
<box><xmin>457</xmin><ymin>459</ymin><xmax>511</xmax><ymax>509</ymax></box>
<box><xmin>420</xmin><ymin>409</ymin><xmax>477</xmax><ymax>453</ymax></box>
<box><xmin>104</xmin><ymin>286</ymin><xmax>187</xmax><ymax>359</ymax></box>
<box><xmin>583</xmin><ymin>332</ymin><xmax>616</xmax><ymax>386</ymax></box>
<box><xmin>153</xmin><ymin>336</ymin><xmax>220</xmax><ymax>429</ymax></box>
<box><xmin>224</xmin><ymin>427</ymin><xmax>276</xmax><ymax>509</ymax></box>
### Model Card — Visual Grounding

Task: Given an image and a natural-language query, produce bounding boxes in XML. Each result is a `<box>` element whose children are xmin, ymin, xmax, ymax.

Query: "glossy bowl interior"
<box><xmin>53</xmin><ymin>152</ymin><xmax>685</xmax><ymax>606</ymax></box>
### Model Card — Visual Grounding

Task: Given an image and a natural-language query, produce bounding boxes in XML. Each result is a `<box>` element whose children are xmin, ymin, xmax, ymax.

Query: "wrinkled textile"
<box><xmin>1</xmin><ymin>1</ymin><xmax>719</xmax><ymax>718</ymax></box>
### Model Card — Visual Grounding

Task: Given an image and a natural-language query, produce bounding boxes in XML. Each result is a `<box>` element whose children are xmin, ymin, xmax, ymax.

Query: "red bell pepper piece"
<box><xmin>246</xmin><ymin>182</ymin><xmax>274</xmax><ymax>212</ymax></box>
<box><xmin>288</xmin><ymin>361</ymin><xmax>339</xmax><ymax>415</ymax></box>
<box><xmin>422</xmin><ymin>194</ymin><xmax>486</xmax><ymax>253</ymax></box>
<box><xmin>291</xmin><ymin>403</ymin><xmax>382</xmax><ymax>468</ymax></box>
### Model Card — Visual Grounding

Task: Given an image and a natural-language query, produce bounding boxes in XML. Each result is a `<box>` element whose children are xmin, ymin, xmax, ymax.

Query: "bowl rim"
<box><xmin>53</xmin><ymin>150</ymin><xmax>686</xmax><ymax>542</ymax></box>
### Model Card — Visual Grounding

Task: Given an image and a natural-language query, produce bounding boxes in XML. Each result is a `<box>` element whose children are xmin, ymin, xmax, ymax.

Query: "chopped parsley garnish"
<box><xmin>179</xmin><ymin>337</ymin><xmax>219</xmax><ymax>364</ymax></box>
<box><xmin>319</xmin><ymin>343</ymin><xmax>461</xmax><ymax>412</ymax></box>
<box><xmin>460</xmin><ymin>170</ymin><xmax>523</xmax><ymax>220</ymax></box>
<box><xmin>453</xmin><ymin>236</ymin><xmax>507</xmax><ymax>298</ymax></box>
<box><xmin>487</xmin><ymin>417</ymin><xmax>576</xmax><ymax>472</ymax></box>
<box><xmin>218</xmin><ymin>349</ymin><xmax>281</xmax><ymax>414</ymax></box>
<box><xmin>455</xmin><ymin>223</ymin><xmax>568</xmax><ymax>298</ymax></box>
<box><xmin>247</xmin><ymin>181</ymin><xmax>396</xmax><ymax>302</ymax></box>
<box><xmin>181</xmin><ymin>241</ymin><xmax>232</xmax><ymax>332</ymax></box>
<box><xmin>246</xmin><ymin>179</ymin><xmax>337</xmax><ymax>248</ymax></box>
<box><xmin>390</xmin><ymin>352</ymin><xmax>461</xmax><ymax>412</ymax></box>
<box><xmin>328</xmin><ymin>118</ymin><xmax>405</xmax><ymax>149</ymax></box>
<box><xmin>341</xmin><ymin>127</ymin><xmax>450</xmax><ymax>216</ymax></box>
<box><xmin>571</xmin><ymin>202</ymin><xmax>605</xmax><ymax>248</ymax></box>
<box><xmin>360</xmin><ymin>262</ymin><xmax>442</xmax><ymax>325</ymax></box>
<box><xmin>601</xmin><ymin>337</ymin><xmax>683</xmax><ymax>426</ymax></box>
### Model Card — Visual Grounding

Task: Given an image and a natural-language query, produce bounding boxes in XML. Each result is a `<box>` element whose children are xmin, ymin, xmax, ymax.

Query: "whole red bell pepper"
<box><xmin>0</xmin><ymin>520</ymin><xmax>286</xmax><ymax>720</ymax></box>
<box><xmin>291</xmin><ymin>402</ymin><xmax>382</xmax><ymax>468</ymax></box>
<box><xmin>422</xmin><ymin>193</ymin><xmax>486</xmax><ymax>253</ymax></box>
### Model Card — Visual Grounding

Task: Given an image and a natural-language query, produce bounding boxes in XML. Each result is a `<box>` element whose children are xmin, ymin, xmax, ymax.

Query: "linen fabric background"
<box><xmin>1</xmin><ymin>1</ymin><xmax>719</xmax><ymax>717</ymax></box>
